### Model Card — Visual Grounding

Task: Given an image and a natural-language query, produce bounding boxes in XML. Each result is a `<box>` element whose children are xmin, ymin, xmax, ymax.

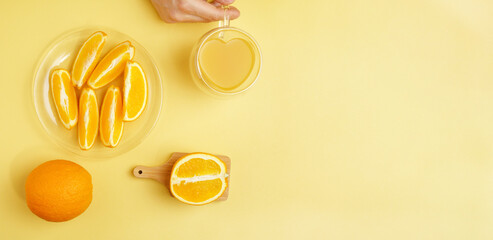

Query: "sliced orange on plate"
<box><xmin>170</xmin><ymin>153</ymin><xmax>228</xmax><ymax>205</ymax></box>
<box><xmin>100</xmin><ymin>86</ymin><xmax>124</xmax><ymax>148</ymax></box>
<box><xmin>48</xmin><ymin>32</ymin><xmax>150</xmax><ymax>150</ymax></box>
<box><xmin>71</xmin><ymin>31</ymin><xmax>107</xmax><ymax>89</ymax></box>
<box><xmin>50</xmin><ymin>69</ymin><xmax>78</xmax><ymax>129</ymax></box>
<box><xmin>78</xmin><ymin>88</ymin><xmax>99</xmax><ymax>150</ymax></box>
<box><xmin>87</xmin><ymin>41</ymin><xmax>135</xmax><ymax>89</ymax></box>
<box><xmin>123</xmin><ymin>61</ymin><xmax>147</xmax><ymax>121</ymax></box>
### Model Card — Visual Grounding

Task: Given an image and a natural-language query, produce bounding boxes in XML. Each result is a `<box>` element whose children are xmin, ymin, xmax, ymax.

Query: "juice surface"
<box><xmin>199</xmin><ymin>38</ymin><xmax>254</xmax><ymax>90</ymax></box>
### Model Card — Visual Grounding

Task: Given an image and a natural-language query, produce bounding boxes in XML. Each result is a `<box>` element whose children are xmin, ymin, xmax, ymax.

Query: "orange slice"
<box><xmin>100</xmin><ymin>86</ymin><xmax>124</xmax><ymax>147</ymax></box>
<box><xmin>170</xmin><ymin>153</ymin><xmax>228</xmax><ymax>205</ymax></box>
<box><xmin>123</xmin><ymin>61</ymin><xmax>147</xmax><ymax>121</ymax></box>
<box><xmin>87</xmin><ymin>41</ymin><xmax>135</xmax><ymax>89</ymax></box>
<box><xmin>71</xmin><ymin>31</ymin><xmax>107</xmax><ymax>89</ymax></box>
<box><xmin>78</xmin><ymin>88</ymin><xmax>99</xmax><ymax>150</ymax></box>
<box><xmin>50</xmin><ymin>69</ymin><xmax>78</xmax><ymax>129</ymax></box>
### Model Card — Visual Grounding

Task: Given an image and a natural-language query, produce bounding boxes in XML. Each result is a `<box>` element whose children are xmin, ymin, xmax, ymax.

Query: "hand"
<box><xmin>151</xmin><ymin>0</ymin><xmax>240</xmax><ymax>23</ymax></box>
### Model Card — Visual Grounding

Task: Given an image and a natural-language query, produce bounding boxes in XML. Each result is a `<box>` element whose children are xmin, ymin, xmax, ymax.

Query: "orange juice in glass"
<box><xmin>190</xmin><ymin>10</ymin><xmax>262</xmax><ymax>96</ymax></box>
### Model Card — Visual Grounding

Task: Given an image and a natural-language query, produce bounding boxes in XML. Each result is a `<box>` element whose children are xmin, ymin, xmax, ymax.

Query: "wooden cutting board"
<box><xmin>132</xmin><ymin>152</ymin><xmax>231</xmax><ymax>201</ymax></box>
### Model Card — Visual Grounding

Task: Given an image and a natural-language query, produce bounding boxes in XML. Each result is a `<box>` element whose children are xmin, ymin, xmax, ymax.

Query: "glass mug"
<box><xmin>190</xmin><ymin>8</ymin><xmax>262</xmax><ymax>96</ymax></box>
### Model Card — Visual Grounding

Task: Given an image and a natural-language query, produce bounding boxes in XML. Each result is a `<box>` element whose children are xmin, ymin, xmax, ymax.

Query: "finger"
<box><xmin>181</xmin><ymin>0</ymin><xmax>240</xmax><ymax>21</ymax></box>
<box><xmin>214</xmin><ymin>0</ymin><xmax>235</xmax><ymax>5</ymax></box>
<box><xmin>224</xmin><ymin>6</ymin><xmax>240</xmax><ymax>20</ymax></box>
<box><xmin>208</xmin><ymin>3</ymin><xmax>240</xmax><ymax>18</ymax></box>
<box><xmin>173</xmin><ymin>14</ymin><xmax>209</xmax><ymax>23</ymax></box>
<box><xmin>204</xmin><ymin>6</ymin><xmax>240</xmax><ymax>21</ymax></box>
<box><xmin>167</xmin><ymin>12</ymin><xmax>210</xmax><ymax>23</ymax></box>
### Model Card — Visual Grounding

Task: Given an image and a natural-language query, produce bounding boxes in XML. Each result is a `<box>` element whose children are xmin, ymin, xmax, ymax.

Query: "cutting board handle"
<box><xmin>133</xmin><ymin>165</ymin><xmax>170</xmax><ymax>186</ymax></box>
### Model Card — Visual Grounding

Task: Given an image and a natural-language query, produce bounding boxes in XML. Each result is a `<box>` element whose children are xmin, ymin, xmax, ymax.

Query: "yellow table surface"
<box><xmin>2</xmin><ymin>0</ymin><xmax>493</xmax><ymax>239</ymax></box>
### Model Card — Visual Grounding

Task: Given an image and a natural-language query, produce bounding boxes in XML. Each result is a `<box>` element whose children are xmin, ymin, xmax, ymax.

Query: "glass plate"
<box><xmin>33</xmin><ymin>27</ymin><xmax>163</xmax><ymax>158</ymax></box>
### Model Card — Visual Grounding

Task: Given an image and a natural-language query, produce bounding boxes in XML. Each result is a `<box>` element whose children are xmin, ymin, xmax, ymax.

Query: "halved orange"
<box><xmin>123</xmin><ymin>61</ymin><xmax>147</xmax><ymax>122</ymax></box>
<box><xmin>170</xmin><ymin>153</ymin><xmax>228</xmax><ymax>205</ymax></box>
<box><xmin>100</xmin><ymin>86</ymin><xmax>124</xmax><ymax>147</ymax></box>
<box><xmin>78</xmin><ymin>88</ymin><xmax>99</xmax><ymax>150</ymax></box>
<box><xmin>71</xmin><ymin>31</ymin><xmax>107</xmax><ymax>89</ymax></box>
<box><xmin>50</xmin><ymin>69</ymin><xmax>78</xmax><ymax>129</ymax></box>
<box><xmin>87</xmin><ymin>41</ymin><xmax>135</xmax><ymax>89</ymax></box>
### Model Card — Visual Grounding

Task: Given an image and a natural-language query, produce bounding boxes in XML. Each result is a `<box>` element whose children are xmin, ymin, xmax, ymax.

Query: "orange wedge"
<box><xmin>71</xmin><ymin>31</ymin><xmax>107</xmax><ymax>89</ymax></box>
<box><xmin>87</xmin><ymin>41</ymin><xmax>135</xmax><ymax>89</ymax></box>
<box><xmin>78</xmin><ymin>88</ymin><xmax>99</xmax><ymax>150</ymax></box>
<box><xmin>100</xmin><ymin>86</ymin><xmax>124</xmax><ymax>147</ymax></box>
<box><xmin>123</xmin><ymin>61</ymin><xmax>147</xmax><ymax>122</ymax></box>
<box><xmin>170</xmin><ymin>153</ymin><xmax>228</xmax><ymax>205</ymax></box>
<box><xmin>50</xmin><ymin>69</ymin><xmax>78</xmax><ymax>129</ymax></box>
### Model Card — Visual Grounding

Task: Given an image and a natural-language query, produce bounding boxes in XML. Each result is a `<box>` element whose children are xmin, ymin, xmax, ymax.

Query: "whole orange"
<box><xmin>25</xmin><ymin>160</ymin><xmax>92</xmax><ymax>222</ymax></box>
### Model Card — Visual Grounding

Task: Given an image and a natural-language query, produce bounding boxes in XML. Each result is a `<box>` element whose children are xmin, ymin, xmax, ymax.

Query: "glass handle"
<box><xmin>218</xmin><ymin>6</ymin><xmax>230</xmax><ymax>39</ymax></box>
<box><xmin>219</xmin><ymin>6</ymin><xmax>230</xmax><ymax>28</ymax></box>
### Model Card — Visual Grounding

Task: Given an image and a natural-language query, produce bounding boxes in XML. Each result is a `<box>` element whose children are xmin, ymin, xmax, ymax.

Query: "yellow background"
<box><xmin>1</xmin><ymin>0</ymin><xmax>493</xmax><ymax>239</ymax></box>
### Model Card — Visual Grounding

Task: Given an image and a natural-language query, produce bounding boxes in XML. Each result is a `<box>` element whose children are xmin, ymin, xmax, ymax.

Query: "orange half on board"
<box><xmin>170</xmin><ymin>153</ymin><xmax>228</xmax><ymax>205</ymax></box>
<box><xmin>71</xmin><ymin>31</ymin><xmax>107</xmax><ymax>89</ymax></box>
<box><xmin>50</xmin><ymin>69</ymin><xmax>78</xmax><ymax>129</ymax></box>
